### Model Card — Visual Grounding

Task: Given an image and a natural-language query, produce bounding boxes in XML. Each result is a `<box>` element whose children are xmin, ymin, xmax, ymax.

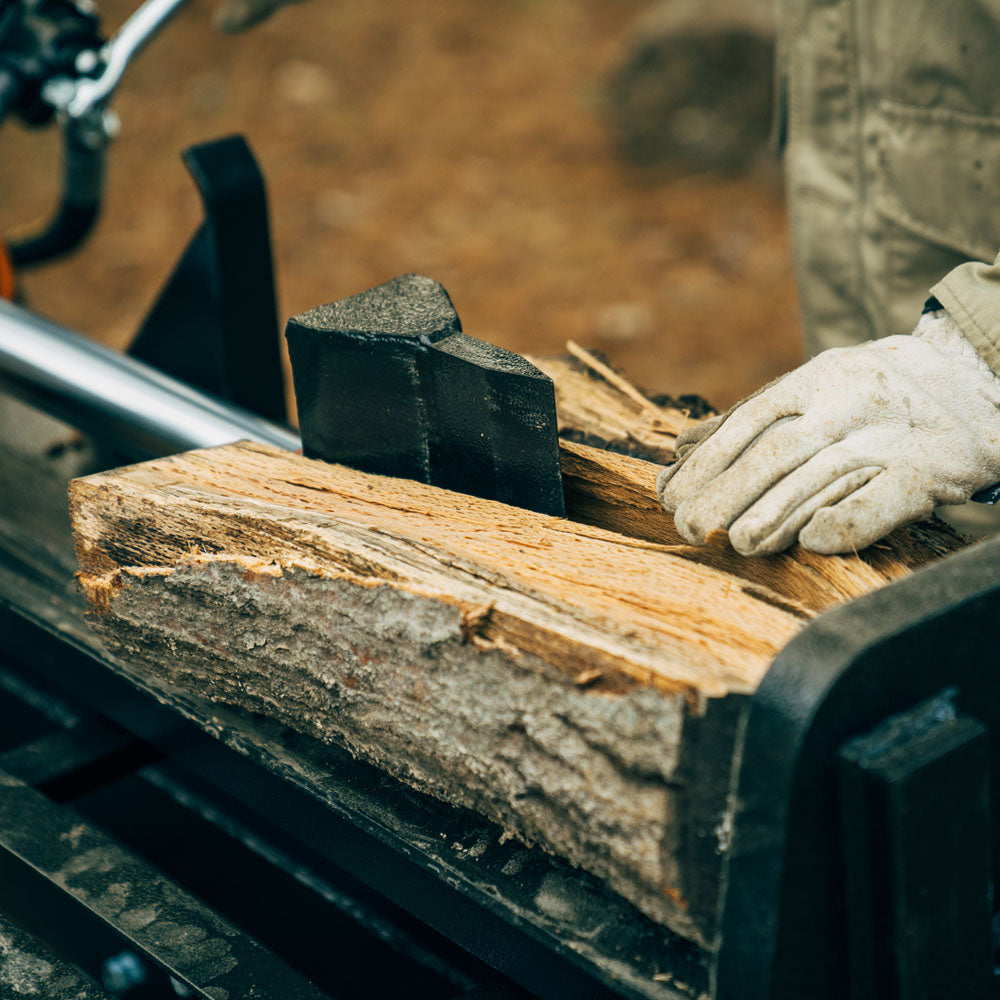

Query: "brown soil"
<box><xmin>1</xmin><ymin>0</ymin><xmax>802</xmax><ymax>414</ymax></box>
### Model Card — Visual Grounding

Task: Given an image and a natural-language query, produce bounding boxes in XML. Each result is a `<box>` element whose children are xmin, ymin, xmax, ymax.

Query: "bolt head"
<box><xmin>102</xmin><ymin>108</ymin><xmax>121</xmax><ymax>139</ymax></box>
<box><xmin>75</xmin><ymin>50</ymin><xmax>100</xmax><ymax>74</ymax></box>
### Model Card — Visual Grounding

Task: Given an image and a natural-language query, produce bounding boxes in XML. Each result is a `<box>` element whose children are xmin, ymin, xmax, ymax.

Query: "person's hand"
<box><xmin>657</xmin><ymin>312</ymin><xmax>1000</xmax><ymax>555</ymax></box>
<box><xmin>214</xmin><ymin>0</ymin><xmax>304</xmax><ymax>33</ymax></box>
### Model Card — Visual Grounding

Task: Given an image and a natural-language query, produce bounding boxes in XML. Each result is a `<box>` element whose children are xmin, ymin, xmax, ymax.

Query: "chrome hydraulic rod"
<box><xmin>0</xmin><ymin>299</ymin><xmax>299</xmax><ymax>459</ymax></box>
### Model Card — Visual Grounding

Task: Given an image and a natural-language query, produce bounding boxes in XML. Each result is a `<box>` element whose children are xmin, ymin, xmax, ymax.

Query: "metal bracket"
<box><xmin>715</xmin><ymin>536</ymin><xmax>1000</xmax><ymax>999</ymax></box>
<box><xmin>838</xmin><ymin>693</ymin><xmax>993</xmax><ymax>999</ymax></box>
<box><xmin>130</xmin><ymin>134</ymin><xmax>287</xmax><ymax>424</ymax></box>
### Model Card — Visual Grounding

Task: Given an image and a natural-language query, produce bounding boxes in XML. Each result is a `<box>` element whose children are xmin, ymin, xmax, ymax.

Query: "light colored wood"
<box><xmin>565</xmin><ymin>340</ymin><xmax>673</xmax><ymax>421</ymax></box>
<box><xmin>534</xmin><ymin>349</ymin><xmax>965</xmax><ymax>611</ymax></box>
<box><xmin>73</xmin><ymin>437</ymin><xmax>964</xmax><ymax>691</ymax></box>
<box><xmin>528</xmin><ymin>353</ymin><xmax>691</xmax><ymax>462</ymax></box>
<box><xmin>72</xmin><ymin>440</ymin><xmax>771</xmax><ymax>946</ymax></box>
<box><xmin>559</xmin><ymin>438</ymin><xmax>965</xmax><ymax>614</ymax></box>
<box><xmin>72</xmin><ymin>441</ymin><xmax>809</xmax><ymax>700</ymax></box>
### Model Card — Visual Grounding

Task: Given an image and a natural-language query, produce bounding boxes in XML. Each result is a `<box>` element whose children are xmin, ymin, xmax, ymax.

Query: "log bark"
<box><xmin>69</xmin><ymin>428</ymin><xmax>965</xmax><ymax>948</ymax></box>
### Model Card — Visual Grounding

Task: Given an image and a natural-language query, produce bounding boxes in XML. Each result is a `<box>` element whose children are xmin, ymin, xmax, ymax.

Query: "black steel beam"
<box><xmin>0</xmin><ymin>910</ymin><xmax>113</xmax><ymax>999</ymax></box>
<box><xmin>0</xmin><ymin>716</ymin><xmax>155</xmax><ymax>799</ymax></box>
<box><xmin>839</xmin><ymin>697</ymin><xmax>993</xmax><ymax>999</ymax></box>
<box><xmin>716</xmin><ymin>534</ymin><xmax>1000</xmax><ymax>1000</ymax></box>
<box><xmin>0</xmin><ymin>765</ymin><xmax>332</xmax><ymax>1000</ymax></box>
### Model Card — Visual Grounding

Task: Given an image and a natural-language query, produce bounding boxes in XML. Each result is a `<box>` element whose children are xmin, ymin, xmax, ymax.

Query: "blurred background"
<box><xmin>1</xmin><ymin>0</ymin><xmax>802</xmax><ymax>413</ymax></box>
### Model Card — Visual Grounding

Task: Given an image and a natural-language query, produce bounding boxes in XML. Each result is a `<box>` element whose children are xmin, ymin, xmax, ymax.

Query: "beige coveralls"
<box><xmin>781</xmin><ymin>0</ymin><xmax>1000</xmax><ymax>375</ymax></box>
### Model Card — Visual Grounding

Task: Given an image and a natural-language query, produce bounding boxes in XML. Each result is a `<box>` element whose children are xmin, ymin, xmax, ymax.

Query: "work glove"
<box><xmin>214</xmin><ymin>0</ymin><xmax>305</xmax><ymax>33</ymax></box>
<box><xmin>657</xmin><ymin>311</ymin><xmax>1000</xmax><ymax>555</ymax></box>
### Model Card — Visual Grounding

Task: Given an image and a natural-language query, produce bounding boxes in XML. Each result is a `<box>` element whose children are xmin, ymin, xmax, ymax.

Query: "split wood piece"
<box><xmin>527</xmin><ymin>352</ymin><xmax>697</xmax><ymax>463</ymax></box>
<box><xmin>69</xmin><ymin>437</ymin><xmax>968</xmax><ymax>946</ymax></box>
<box><xmin>72</xmin><ymin>442</ymin><xmax>805</xmax><ymax>700</ymax></box>
<box><xmin>71</xmin><ymin>440</ymin><xmax>821</xmax><ymax>948</ymax></box>
<box><xmin>559</xmin><ymin>439</ymin><xmax>967</xmax><ymax>614</ymax></box>
<box><xmin>533</xmin><ymin>347</ymin><xmax>966</xmax><ymax>610</ymax></box>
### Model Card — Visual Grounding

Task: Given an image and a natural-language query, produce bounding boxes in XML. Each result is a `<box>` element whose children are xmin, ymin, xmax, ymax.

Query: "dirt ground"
<box><xmin>1</xmin><ymin>0</ymin><xmax>803</xmax><ymax>414</ymax></box>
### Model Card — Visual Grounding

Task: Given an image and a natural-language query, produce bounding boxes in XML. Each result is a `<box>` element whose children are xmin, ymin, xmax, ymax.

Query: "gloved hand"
<box><xmin>657</xmin><ymin>311</ymin><xmax>1000</xmax><ymax>555</ymax></box>
<box><xmin>214</xmin><ymin>0</ymin><xmax>304</xmax><ymax>33</ymax></box>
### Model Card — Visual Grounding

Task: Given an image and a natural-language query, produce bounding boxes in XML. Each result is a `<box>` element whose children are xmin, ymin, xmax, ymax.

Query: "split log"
<box><xmin>528</xmin><ymin>348</ymin><xmax>703</xmax><ymax>464</ymax></box>
<box><xmin>558</xmin><ymin>439</ymin><xmax>963</xmax><ymax>613</ymax></box>
<box><xmin>69</xmin><ymin>431</ymin><xmax>965</xmax><ymax>949</ymax></box>
<box><xmin>536</xmin><ymin>346</ymin><xmax>963</xmax><ymax>612</ymax></box>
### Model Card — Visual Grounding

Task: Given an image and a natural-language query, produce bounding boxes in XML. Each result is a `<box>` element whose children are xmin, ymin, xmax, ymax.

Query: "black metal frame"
<box><xmin>130</xmin><ymin>135</ymin><xmax>287</xmax><ymax>425</ymax></box>
<box><xmin>716</xmin><ymin>536</ymin><xmax>1000</xmax><ymax>999</ymax></box>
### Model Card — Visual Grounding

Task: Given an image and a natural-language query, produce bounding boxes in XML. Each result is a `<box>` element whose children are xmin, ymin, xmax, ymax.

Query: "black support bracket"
<box><xmin>838</xmin><ymin>694</ymin><xmax>993</xmax><ymax>999</ymax></box>
<box><xmin>286</xmin><ymin>273</ymin><xmax>565</xmax><ymax>517</ymax></box>
<box><xmin>715</xmin><ymin>535</ymin><xmax>1000</xmax><ymax>1000</ymax></box>
<box><xmin>130</xmin><ymin>134</ymin><xmax>287</xmax><ymax>424</ymax></box>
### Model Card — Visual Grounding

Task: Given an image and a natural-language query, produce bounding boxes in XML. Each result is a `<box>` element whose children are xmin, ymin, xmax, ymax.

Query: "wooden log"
<box><xmin>69</xmin><ymin>432</ymin><xmax>965</xmax><ymax>949</ymax></box>
<box><xmin>528</xmin><ymin>349</ymin><xmax>698</xmax><ymax>464</ymax></box>
<box><xmin>559</xmin><ymin>439</ymin><xmax>964</xmax><ymax>613</ymax></box>
<box><xmin>538</xmin><ymin>345</ymin><xmax>964</xmax><ymax>612</ymax></box>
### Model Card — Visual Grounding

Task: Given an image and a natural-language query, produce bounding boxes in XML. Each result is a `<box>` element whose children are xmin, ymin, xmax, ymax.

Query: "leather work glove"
<box><xmin>214</xmin><ymin>0</ymin><xmax>305</xmax><ymax>33</ymax></box>
<box><xmin>657</xmin><ymin>311</ymin><xmax>1000</xmax><ymax>555</ymax></box>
